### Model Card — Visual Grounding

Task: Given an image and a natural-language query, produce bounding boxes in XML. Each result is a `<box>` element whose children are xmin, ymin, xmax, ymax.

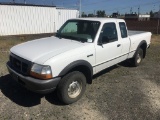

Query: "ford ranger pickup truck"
<box><xmin>7</xmin><ymin>18</ymin><xmax>152</xmax><ymax>104</ymax></box>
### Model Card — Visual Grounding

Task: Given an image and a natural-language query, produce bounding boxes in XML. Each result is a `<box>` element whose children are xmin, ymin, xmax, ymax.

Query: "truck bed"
<box><xmin>127</xmin><ymin>30</ymin><xmax>151</xmax><ymax>59</ymax></box>
<box><xmin>128</xmin><ymin>30</ymin><xmax>148</xmax><ymax>36</ymax></box>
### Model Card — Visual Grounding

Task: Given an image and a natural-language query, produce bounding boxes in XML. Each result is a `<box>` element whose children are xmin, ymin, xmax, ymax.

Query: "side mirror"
<box><xmin>101</xmin><ymin>36</ymin><xmax>109</xmax><ymax>44</ymax></box>
<box><xmin>56</xmin><ymin>30</ymin><xmax>62</xmax><ymax>39</ymax></box>
<box><xmin>56</xmin><ymin>30</ymin><xmax>59</xmax><ymax>35</ymax></box>
<box><xmin>98</xmin><ymin>39</ymin><xmax>103</xmax><ymax>46</ymax></box>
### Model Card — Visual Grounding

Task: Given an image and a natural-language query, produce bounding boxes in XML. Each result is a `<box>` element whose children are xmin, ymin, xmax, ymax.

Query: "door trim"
<box><xmin>93</xmin><ymin>50</ymin><xmax>136</xmax><ymax>67</ymax></box>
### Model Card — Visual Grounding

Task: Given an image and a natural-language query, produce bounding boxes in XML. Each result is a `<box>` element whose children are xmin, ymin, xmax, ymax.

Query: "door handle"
<box><xmin>87</xmin><ymin>54</ymin><xmax>93</xmax><ymax>57</ymax></box>
<box><xmin>117</xmin><ymin>44</ymin><xmax>121</xmax><ymax>47</ymax></box>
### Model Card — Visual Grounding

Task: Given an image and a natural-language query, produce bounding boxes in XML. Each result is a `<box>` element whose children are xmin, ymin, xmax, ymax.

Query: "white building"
<box><xmin>125</xmin><ymin>14</ymin><xmax>150</xmax><ymax>21</ymax></box>
<box><xmin>138</xmin><ymin>14</ymin><xmax>150</xmax><ymax>21</ymax></box>
<box><xmin>0</xmin><ymin>3</ymin><xmax>79</xmax><ymax>36</ymax></box>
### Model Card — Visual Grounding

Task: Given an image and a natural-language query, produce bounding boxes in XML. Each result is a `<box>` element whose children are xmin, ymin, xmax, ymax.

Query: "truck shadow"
<box><xmin>93</xmin><ymin>65</ymin><xmax>119</xmax><ymax>79</ymax></box>
<box><xmin>0</xmin><ymin>61</ymin><xmax>133</xmax><ymax>107</ymax></box>
<box><xmin>118</xmin><ymin>60</ymin><xmax>133</xmax><ymax>67</ymax></box>
<box><xmin>93</xmin><ymin>61</ymin><xmax>133</xmax><ymax>79</ymax></box>
<box><xmin>0</xmin><ymin>74</ymin><xmax>64</xmax><ymax>107</ymax></box>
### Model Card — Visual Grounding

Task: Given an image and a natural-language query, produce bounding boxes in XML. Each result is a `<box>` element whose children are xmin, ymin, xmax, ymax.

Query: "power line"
<box><xmin>83</xmin><ymin>0</ymin><xmax>160</xmax><ymax>13</ymax></box>
<box><xmin>54</xmin><ymin>0</ymin><xmax>112</xmax><ymax>7</ymax></box>
<box><xmin>82</xmin><ymin>0</ymin><xmax>112</xmax><ymax>7</ymax></box>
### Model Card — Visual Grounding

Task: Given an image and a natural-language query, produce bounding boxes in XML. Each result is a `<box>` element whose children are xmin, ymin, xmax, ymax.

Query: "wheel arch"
<box><xmin>134</xmin><ymin>40</ymin><xmax>147</xmax><ymax>58</ymax></box>
<box><xmin>59</xmin><ymin>60</ymin><xmax>93</xmax><ymax>84</ymax></box>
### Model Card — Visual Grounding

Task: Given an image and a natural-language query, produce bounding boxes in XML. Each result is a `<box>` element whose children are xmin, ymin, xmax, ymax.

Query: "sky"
<box><xmin>0</xmin><ymin>0</ymin><xmax>160</xmax><ymax>15</ymax></box>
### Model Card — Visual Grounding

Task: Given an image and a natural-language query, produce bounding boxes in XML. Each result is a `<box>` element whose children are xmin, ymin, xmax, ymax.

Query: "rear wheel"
<box><xmin>132</xmin><ymin>48</ymin><xmax>143</xmax><ymax>67</ymax></box>
<box><xmin>57</xmin><ymin>71</ymin><xmax>86</xmax><ymax>104</ymax></box>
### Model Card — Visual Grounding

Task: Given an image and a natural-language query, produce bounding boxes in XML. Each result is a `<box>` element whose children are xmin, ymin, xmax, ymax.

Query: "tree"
<box><xmin>111</xmin><ymin>12</ymin><xmax>119</xmax><ymax>18</ymax></box>
<box><xmin>150</xmin><ymin>10</ymin><xmax>154</xmax><ymax>18</ymax></box>
<box><xmin>88</xmin><ymin>13</ymin><xmax>94</xmax><ymax>17</ymax></box>
<box><xmin>81</xmin><ymin>12</ymin><xmax>87</xmax><ymax>17</ymax></box>
<box><xmin>96</xmin><ymin>10</ymin><xmax>106</xmax><ymax>17</ymax></box>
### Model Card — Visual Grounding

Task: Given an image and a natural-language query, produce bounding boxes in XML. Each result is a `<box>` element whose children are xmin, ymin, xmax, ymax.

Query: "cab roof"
<box><xmin>69</xmin><ymin>18</ymin><xmax>125</xmax><ymax>23</ymax></box>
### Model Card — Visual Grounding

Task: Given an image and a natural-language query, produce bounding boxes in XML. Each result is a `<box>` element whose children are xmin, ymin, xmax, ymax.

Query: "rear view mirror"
<box><xmin>98</xmin><ymin>38</ymin><xmax>103</xmax><ymax>46</ymax></box>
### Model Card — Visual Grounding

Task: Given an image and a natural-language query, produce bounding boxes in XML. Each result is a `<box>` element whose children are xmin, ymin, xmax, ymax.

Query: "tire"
<box><xmin>132</xmin><ymin>48</ymin><xmax>143</xmax><ymax>67</ymax></box>
<box><xmin>57</xmin><ymin>71</ymin><xmax>86</xmax><ymax>104</ymax></box>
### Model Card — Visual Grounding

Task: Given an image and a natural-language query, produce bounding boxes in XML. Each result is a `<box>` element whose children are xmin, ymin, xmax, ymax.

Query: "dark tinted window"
<box><xmin>99</xmin><ymin>23</ymin><xmax>118</xmax><ymax>44</ymax></box>
<box><xmin>119</xmin><ymin>22</ymin><xmax>128</xmax><ymax>38</ymax></box>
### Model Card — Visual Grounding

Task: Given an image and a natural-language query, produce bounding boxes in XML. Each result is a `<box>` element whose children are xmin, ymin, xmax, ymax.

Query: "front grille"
<box><xmin>10</xmin><ymin>53</ymin><xmax>32</xmax><ymax>75</ymax></box>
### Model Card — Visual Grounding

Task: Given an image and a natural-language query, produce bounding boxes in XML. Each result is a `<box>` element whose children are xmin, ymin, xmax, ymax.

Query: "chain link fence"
<box><xmin>125</xmin><ymin>19</ymin><xmax>160</xmax><ymax>34</ymax></box>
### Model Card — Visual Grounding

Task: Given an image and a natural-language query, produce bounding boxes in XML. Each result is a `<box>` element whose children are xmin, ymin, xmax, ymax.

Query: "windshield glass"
<box><xmin>57</xmin><ymin>20</ymin><xmax>100</xmax><ymax>43</ymax></box>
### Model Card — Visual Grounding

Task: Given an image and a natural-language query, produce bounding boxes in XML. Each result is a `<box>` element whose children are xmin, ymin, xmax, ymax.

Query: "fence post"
<box><xmin>157</xmin><ymin>19</ymin><xmax>160</xmax><ymax>35</ymax></box>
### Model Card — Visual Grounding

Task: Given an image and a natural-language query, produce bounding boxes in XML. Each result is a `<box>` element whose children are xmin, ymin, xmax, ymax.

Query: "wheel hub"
<box><xmin>137</xmin><ymin>53</ymin><xmax>141</xmax><ymax>63</ymax></box>
<box><xmin>68</xmin><ymin>81</ymin><xmax>82</xmax><ymax>98</ymax></box>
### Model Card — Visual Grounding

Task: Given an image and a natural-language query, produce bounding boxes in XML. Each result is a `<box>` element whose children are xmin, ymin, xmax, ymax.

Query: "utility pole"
<box><xmin>138</xmin><ymin>6</ymin><xmax>140</xmax><ymax>15</ymax></box>
<box><xmin>79</xmin><ymin>0</ymin><xmax>81</xmax><ymax>17</ymax></box>
<box><xmin>130</xmin><ymin>7</ymin><xmax>132</xmax><ymax>14</ymax></box>
<box><xmin>157</xmin><ymin>5</ymin><xmax>160</xmax><ymax>35</ymax></box>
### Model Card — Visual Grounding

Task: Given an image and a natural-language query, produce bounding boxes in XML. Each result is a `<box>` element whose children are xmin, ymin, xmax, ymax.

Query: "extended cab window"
<box><xmin>119</xmin><ymin>22</ymin><xmax>128</xmax><ymax>38</ymax></box>
<box><xmin>99</xmin><ymin>23</ymin><xmax>118</xmax><ymax>44</ymax></box>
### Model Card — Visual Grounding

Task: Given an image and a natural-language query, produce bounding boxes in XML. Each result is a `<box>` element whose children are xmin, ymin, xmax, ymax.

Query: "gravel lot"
<box><xmin>0</xmin><ymin>35</ymin><xmax>160</xmax><ymax>120</ymax></box>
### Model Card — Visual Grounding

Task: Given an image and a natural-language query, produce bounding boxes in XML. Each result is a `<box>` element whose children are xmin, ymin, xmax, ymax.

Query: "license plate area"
<box><xmin>11</xmin><ymin>72</ymin><xmax>25</xmax><ymax>86</ymax></box>
<box><xmin>11</xmin><ymin>72</ymin><xmax>19</xmax><ymax>81</ymax></box>
<box><xmin>18</xmin><ymin>79</ymin><xmax>25</xmax><ymax>86</ymax></box>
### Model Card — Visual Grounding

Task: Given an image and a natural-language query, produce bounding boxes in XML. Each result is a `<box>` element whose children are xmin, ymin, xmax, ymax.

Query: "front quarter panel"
<box><xmin>44</xmin><ymin>44</ymin><xmax>96</xmax><ymax>78</ymax></box>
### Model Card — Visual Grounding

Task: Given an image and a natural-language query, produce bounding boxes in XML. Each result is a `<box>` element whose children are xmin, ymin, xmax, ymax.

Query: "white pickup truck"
<box><xmin>7</xmin><ymin>18</ymin><xmax>151</xmax><ymax>104</ymax></box>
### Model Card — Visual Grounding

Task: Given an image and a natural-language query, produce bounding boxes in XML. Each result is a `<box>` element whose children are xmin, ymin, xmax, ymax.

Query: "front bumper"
<box><xmin>6</xmin><ymin>62</ymin><xmax>61</xmax><ymax>94</ymax></box>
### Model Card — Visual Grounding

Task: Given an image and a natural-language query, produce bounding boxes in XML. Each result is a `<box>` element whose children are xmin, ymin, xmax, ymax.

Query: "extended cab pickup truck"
<box><xmin>7</xmin><ymin>18</ymin><xmax>151</xmax><ymax>104</ymax></box>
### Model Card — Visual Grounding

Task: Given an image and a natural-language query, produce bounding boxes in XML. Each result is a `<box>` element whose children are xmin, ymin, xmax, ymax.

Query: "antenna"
<box><xmin>79</xmin><ymin>0</ymin><xmax>81</xmax><ymax>17</ymax></box>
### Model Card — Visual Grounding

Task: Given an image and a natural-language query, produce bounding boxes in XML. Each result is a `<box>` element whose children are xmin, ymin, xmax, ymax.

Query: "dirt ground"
<box><xmin>0</xmin><ymin>34</ymin><xmax>160</xmax><ymax>120</ymax></box>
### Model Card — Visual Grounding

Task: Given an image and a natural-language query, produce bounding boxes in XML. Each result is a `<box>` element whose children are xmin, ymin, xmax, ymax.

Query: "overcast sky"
<box><xmin>0</xmin><ymin>0</ymin><xmax>160</xmax><ymax>15</ymax></box>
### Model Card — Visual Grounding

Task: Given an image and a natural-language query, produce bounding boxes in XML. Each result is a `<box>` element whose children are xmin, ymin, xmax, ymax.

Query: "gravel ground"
<box><xmin>0</xmin><ymin>35</ymin><xmax>160</xmax><ymax>120</ymax></box>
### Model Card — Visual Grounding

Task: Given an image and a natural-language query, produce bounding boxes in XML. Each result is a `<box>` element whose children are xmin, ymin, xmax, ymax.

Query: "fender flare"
<box><xmin>58</xmin><ymin>60</ymin><xmax>93</xmax><ymax>77</ymax></box>
<box><xmin>133</xmin><ymin>40</ymin><xmax>147</xmax><ymax>58</ymax></box>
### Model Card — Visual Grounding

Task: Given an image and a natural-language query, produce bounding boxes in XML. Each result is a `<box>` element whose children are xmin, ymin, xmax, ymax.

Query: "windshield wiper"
<box><xmin>59</xmin><ymin>35</ymin><xmax>87</xmax><ymax>43</ymax></box>
<box><xmin>71</xmin><ymin>36</ymin><xmax>86</xmax><ymax>43</ymax></box>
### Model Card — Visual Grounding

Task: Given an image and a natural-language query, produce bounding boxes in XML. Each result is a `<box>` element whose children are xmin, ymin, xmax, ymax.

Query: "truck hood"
<box><xmin>10</xmin><ymin>36</ymin><xmax>84</xmax><ymax>64</ymax></box>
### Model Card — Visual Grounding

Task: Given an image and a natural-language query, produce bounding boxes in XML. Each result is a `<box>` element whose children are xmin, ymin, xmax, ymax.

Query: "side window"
<box><xmin>119</xmin><ymin>22</ymin><xmax>128</xmax><ymax>38</ymax></box>
<box><xmin>99</xmin><ymin>23</ymin><xmax>118</xmax><ymax>44</ymax></box>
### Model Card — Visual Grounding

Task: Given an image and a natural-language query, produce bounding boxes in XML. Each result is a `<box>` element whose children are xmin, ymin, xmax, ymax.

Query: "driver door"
<box><xmin>95</xmin><ymin>22</ymin><xmax>122</xmax><ymax>73</ymax></box>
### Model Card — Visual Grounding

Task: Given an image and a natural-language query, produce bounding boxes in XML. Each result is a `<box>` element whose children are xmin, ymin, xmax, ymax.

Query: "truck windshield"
<box><xmin>57</xmin><ymin>20</ymin><xmax>100</xmax><ymax>43</ymax></box>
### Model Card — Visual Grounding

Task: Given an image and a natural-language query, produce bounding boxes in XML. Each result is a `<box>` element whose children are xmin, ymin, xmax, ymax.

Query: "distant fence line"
<box><xmin>125</xmin><ymin>19</ymin><xmax>160</xmax><ymax>34</ymax></box>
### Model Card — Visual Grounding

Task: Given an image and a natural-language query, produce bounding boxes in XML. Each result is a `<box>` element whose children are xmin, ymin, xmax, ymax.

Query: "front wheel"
<box><xmin>57</xmin><ymin>71</ymin><xmax>86</xmax><ymax>104</ymax></box>
<box><xmin>132</xmin><ymin>48</ymin><xmax>143</xmax><ymax>67</ymax></box>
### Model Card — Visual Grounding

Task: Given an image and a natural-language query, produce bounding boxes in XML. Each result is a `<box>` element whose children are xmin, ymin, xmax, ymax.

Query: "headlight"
<box><xmin>30</xmin><ymin>63</ymin><xmax>52</xmax><ymax>80</ymax></box>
